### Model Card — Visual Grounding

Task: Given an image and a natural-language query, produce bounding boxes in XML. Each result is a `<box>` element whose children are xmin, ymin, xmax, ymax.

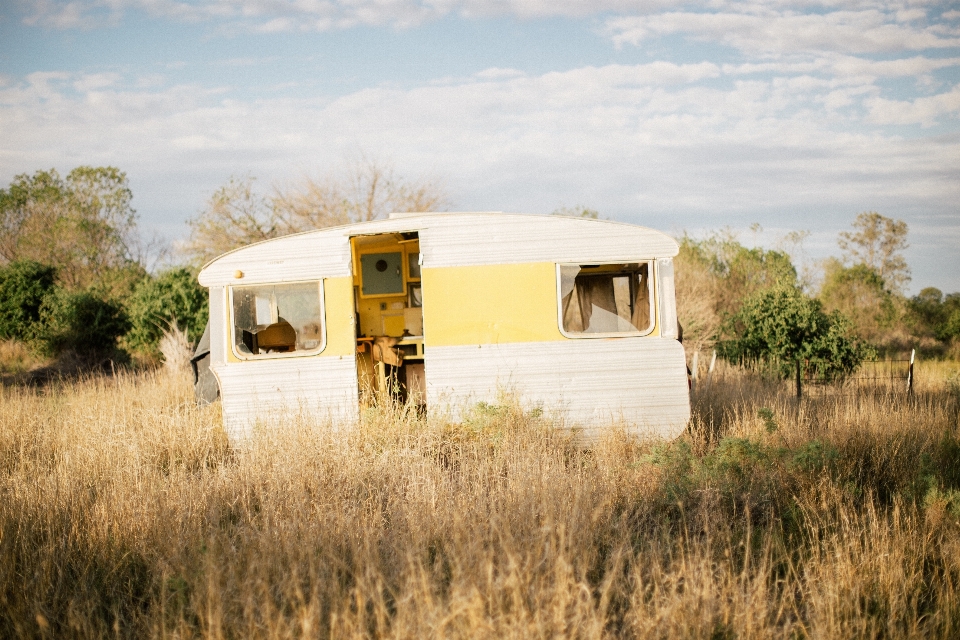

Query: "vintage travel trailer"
<box><xmin>195</xmin><ymin>212</ymin><xmax>690</xmax><ymax>442</ymax></box>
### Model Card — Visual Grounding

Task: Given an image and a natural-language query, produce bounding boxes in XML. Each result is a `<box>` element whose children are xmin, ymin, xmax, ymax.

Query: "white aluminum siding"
<box><xmin>418</xmin><ymin>214</ymin><xmax>679</xmax><ymax>267</ymax></box>
<box><xmin>213</xmin><ymin>357</ymin><xmax>359</xmax><ymax>441</ymax></box>
<box><xmin>424</xmin><ymin>338</ymin><xmax>690</xmax><ymax>440</ymax></box>
<box><xmin>198</xmin><ymin>213</ymin><xmax>679</xmax><ymax>287</ymax></box>
<box><xmin>199</xmin><ymin>232</ymin><xmax>351</xmax><ymax>287</ymax></box>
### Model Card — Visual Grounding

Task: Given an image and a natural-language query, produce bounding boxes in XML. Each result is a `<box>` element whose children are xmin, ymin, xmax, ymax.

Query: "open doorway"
<box><xmin>351</xmin><ymin>231</ymin><xmax>425</xmax><ymax>408</ymax></box>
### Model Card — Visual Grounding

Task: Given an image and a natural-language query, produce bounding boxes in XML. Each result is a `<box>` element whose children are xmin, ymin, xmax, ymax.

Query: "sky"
<box><xmin>1</xmin><ymin>0</ymin><xmax>959</xmax><ymax>294</ymax></box>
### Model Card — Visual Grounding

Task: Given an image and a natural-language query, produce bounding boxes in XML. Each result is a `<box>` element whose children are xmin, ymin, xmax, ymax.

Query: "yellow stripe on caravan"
<box><xmin>422</xmin><ymin>262</ymin><xmax>565</xmax><ymax>346</ymax></box>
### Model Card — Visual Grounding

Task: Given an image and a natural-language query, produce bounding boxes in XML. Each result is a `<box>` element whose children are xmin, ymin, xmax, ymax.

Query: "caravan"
<box><xmin>195</xmin><ymin>212</ymin><xmax>690</xmax><ymax>442</ymax></box>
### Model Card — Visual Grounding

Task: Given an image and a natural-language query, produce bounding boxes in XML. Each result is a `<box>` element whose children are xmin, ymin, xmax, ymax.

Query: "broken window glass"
<box><xmin>559</xmin><ymin>263</ymin><xmax>653</xmax><ymax>335</ymax></box>
<box><xmin>231</xmin><ymin>281</ymin><xmax>324</xmax><ymax>356</ymax></box>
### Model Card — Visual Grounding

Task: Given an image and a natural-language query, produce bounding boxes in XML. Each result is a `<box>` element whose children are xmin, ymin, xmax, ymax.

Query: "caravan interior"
<box><xmin>351</xmin><ymin>232</ymin><xmax>425</xmax><ymax>405</ymax></box>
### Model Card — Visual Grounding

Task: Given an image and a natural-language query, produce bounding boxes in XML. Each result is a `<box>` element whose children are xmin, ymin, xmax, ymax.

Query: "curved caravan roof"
<box><xmin>198</xmin><ymin>212</ymin><xmax>679</xmax><ymax>287</ymax></box>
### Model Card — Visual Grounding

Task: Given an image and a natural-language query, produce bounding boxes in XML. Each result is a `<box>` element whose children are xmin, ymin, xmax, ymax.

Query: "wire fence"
<box><xmin>690</xmin><ymin>349</ymin><xmax>916</xmax><ymax>398</ymax></box>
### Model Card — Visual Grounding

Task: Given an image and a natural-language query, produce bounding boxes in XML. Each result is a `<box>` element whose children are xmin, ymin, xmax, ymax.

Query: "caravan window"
<box><xmin>230</xmin><ymin>281</ymin><xmax>325</xmax><ymax>358</ymax></box>
<box><xmin>557</xmin><ymin>263</ymin><xmax>654</xmax><ymax>336</ymax></box>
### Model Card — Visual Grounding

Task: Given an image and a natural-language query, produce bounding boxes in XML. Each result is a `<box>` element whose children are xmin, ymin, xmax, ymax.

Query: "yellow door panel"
<box><xmin>322</xmin><ymin>276</ymin><xmax>357</xmax><ymax>357</ymax></box>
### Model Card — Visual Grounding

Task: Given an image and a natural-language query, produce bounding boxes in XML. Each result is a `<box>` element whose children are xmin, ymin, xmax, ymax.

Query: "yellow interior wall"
<box><xmin>352</xmin><ymin>236</ymin><xmax>420</xmax><ymax>338</ymax></box>
<box><xmin>421</xmin><ymin>262</ymin><xmax>565</xmax><ymax>346</ymax></box>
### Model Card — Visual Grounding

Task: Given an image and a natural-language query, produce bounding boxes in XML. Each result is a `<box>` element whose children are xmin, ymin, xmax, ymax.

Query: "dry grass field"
<box><xmin>2</xmin><ymin>362</ymin><xmax>960</xmax><ymax>638</ymax></box>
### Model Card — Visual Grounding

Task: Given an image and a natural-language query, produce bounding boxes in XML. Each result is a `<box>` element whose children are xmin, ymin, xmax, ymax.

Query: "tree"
<box><xmin>674</xmin><ymin>231</ymin><xmax>798</xmax><ymax>350</ymax></box>
<box><xmin>717</xmin><ymin>284</ymin><xmax>870</xmax><ymax>381</ymax></box>
<box><xmin>0</xmin><ymin>167</ymin><xmax>143</xmax><ymax>296</ymax></box>
<box><xmin>943</xmin><ymin>299</ymin><xmax>960</xmax><ymax>343</ymax></box>
<box><xmin>182</xmin><ymin>176</ymin><xmax>277</xmax><ymax>266</ymax></box>
<box><xmin>818</xmin><ymin>258</ymin><xmax>899</xmax><ymax>347</ymax></box>
<box><xmin>33</xmin><ymin>289</ymin><xmax>130</xmax><ymax>359</ymax></box>
<box><xmin>837</xmin><ymin>212</ymin><xmax>910</xmax><ymax>292</ymax></box>
<box><xmin>907</xmin><ymin>287</ymin><xmax>960</xmax><ymax>344</ymax></box>
<box><xmin>183</xmin><ymin>159</ymin><xmax>449</xmax><ymax>265</ymax></box>
<box><xmin>0</xmin><ymin>261</ymin><xmax>57</xmax><ymax>342</ymax></box>
<box><xmin>275</xmin><ymin>157</ymin><xmax>448</xmax><ymax>229</ymax></box>
<box><xmin>124</xmin><ymin>268</ymin><xmax>209</xmax><ymax>357</ymax></box>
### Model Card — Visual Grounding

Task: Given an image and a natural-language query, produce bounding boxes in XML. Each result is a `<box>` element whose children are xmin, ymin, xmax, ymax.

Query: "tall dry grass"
<box><xmin>2</xmin><ymin>363</ymin><xmax>960</xmax><ymax>638</ymax></box>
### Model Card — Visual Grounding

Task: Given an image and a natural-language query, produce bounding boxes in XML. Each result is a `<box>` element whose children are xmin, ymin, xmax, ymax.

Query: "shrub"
<box><xmin>819</xmin><ymin>260</ymin><xmax>899</xmax><ymax>345</ymax></box>
<box><xmin>34</xmin><ymin>288</ymin><xmax>130</xmax><ymax>358</ymax></box>
<box><xmin>0</xmin><ymin>260</ymin><xmax>57</xmax><ymax>341</ymax></box>
<box><xmin>717</xmin><ymin>284</ymin><xmax>871</xmax><ymax>381</ymax></box>
<box><xmin>124</xmin><ymin>268</ymin><xmax>207</xmax><ymax>356</ymax></box>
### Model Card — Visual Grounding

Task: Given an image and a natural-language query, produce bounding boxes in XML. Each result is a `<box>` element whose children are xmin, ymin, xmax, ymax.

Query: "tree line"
<box><xmin>0</xmin><ymin>161</ymin><xmax>447</xmax><ymax>371</ymax></box>
<box><xmin>1</xmin><ymin>162</ymin><xmax>956</xmax><ymax>375</ymax></box>
<box><xmin>676</xmin><ymin>212</ymin><xmax>960</xmax><ymax>378</ymax></box>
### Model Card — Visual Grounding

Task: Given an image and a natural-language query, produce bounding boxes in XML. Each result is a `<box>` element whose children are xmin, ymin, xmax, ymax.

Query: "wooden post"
<box><xmin>795</xmin><ymin>359</ymin><xmax>802</xmax><ymax>399</ymax></box>
<box><xmin>376</xmin><ymin>361</ymin><xmax>387</xmax><ymax>396</ymax></box>
<box><xmin>706</xmin><ymin>350</ymin><xmax>717</xmax><ymax>389</ymax></box>
<box><xmin>908</xmin><ymin>348</ymin><xmax>915</xmax><ymax>394</ymax></box>
<box><xmin>691</xmin><ymin>351</ymin><xmax>700</xmax><ymax>395</ymax></box>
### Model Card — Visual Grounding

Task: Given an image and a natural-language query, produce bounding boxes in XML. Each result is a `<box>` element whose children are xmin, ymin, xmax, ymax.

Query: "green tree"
<box><xmin>837</xmin><ymin>211</ymin><xmax>910</xmax><ymax>292</ymax></box>
<box><xmin>0</xmin><ymin>261</ymin><xmax>57</xmax><ymax>341</ymax></box>
<box><xmin>125</xmin><ymin>268</ymin><xmax>208</xmax><ymax>357</ymax></box>
<box><xmin>0</xmin><ymin>167</ymin><xmax>143</xmax><ymax>296</ymax></box>
<box><xmin>34</xmin><ymin>289</ymin><xmax>130</xmax><ymax>358</ymax></box>
<box><xmin>675</xmin><ymin>232</ymin><xmax>798</xmax><ymax>350</ymax></box>
<box><xmin>942</xmin><ymin>300</ymin><xmax>960</xmax><ymax>342</ymax></box>
<box><xmin>818</xmin><ymin>258</ymin><xmax>899</xmax><ymax>346</ymax></box>
<box><xmin>717</xmin><ymin>284</ymin><xmax>870</xmax><ymax>381</ymax></box>
<box><xmin>908</xmin><ymin>288</ymin><xmax>960</xmax><ymax>343</ymax></box>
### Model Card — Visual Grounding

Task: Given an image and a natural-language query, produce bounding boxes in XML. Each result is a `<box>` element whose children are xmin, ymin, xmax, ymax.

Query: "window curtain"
<box><xmin>562</xmin><ymin>264</ymin><xmax>652</xmax><ymax>334</ymax></box>
<box><xmin>630</xmin><ymin>264</ymin><xmax>650</xmax><ymax>331</ymax></box>
<box><xmin>562</xmin><ymin>275</ymin><xmax>618</xmax><ymax>332</ymax></box>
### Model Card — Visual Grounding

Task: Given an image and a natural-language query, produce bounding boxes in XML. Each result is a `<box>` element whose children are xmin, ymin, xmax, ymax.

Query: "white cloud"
<box><xmin>606</xmin><ymin>8</ymin><xmax>960</xmax><ymax>55</ymax></box>
<box><xmin>72</xmin><ymin>72</ymin><xmax>121</xmax><ymax>92</ymax></box>
<box><xmin>11</xmin><ymin>0</ymin><xmax>958</xmax><ymax>57</ymax></box>
<box><xmin>3</xmin><ymin>63</ymin><xmax>957</xmax><ymax>219</ymax></box>
<box><xmin>21</xmin><ymin>0</ymin><xmax>109</xmax><ymax>28</ymax></box>
<box><xmin>865</xmin><ymin>85</ymin><xmax>960</xmax><ymax>126</ymax></box>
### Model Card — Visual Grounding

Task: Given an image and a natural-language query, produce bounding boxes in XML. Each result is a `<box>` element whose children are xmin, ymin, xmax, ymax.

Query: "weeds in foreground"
<box><xmin>1</xmin><ymin>366</ymin><xmax>959</xmax><ymax>638</ymax></box>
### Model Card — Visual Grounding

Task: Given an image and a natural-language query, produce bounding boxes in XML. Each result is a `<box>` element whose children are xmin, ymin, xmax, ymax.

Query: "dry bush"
<box><xmin>158</xmin><ymin>324</ymin><xmax>193</xmax><ymax>375</ymax></box>
<box><xmin>1</xmin><ymin>365</ymin><xmax>960</xmax><ymax>638</ymax></box>
<box><xmin>674</xmin><ymin>244</ymin><xmax>720</xmax><ymax>356</ymax></box>
<box><xmin>0</xmin><ymin>339</ymin><xmax>46</xmax><ymax>376</ymax></box>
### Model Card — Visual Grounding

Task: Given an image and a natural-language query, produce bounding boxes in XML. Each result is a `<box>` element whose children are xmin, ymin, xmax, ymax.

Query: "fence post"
<box><xmin>907</xmin><ymin>348</ymin><xmax>915</xmax><ymax>394</ymax></box>
<box><xmin>691</xmin><ymin>351</ymin><xmax>700</xmax><ymax>395</ymax></box>
<box><xmin>795</xmin><ymin>359</ymin><xmax>802</xmax><ymax>399</ymax></box>
<box><xmin>706</xmin><ymin>350</ymin><xmax>717</xmax><ymax>389</ymax></box>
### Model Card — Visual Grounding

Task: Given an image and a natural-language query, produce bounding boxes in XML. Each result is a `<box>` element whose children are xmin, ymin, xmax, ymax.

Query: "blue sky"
<box><xmin>1</xmin><ymin>0</ymin><xmax>959</xmax><ymax>293</ymax></box>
